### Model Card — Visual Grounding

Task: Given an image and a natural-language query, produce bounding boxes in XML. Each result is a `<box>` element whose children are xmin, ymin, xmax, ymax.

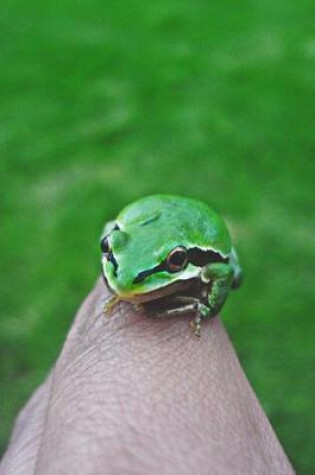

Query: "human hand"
<box><xmin>0</xmin><ymin>279</ymin><xmax>294</xmax><ymax>474</ymax></box>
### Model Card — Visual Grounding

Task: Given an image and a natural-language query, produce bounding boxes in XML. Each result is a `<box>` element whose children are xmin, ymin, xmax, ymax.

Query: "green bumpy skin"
<box><xmin>101</xmin><ymin>195</ymin><xmax>242</xmax><ymax>335</ymax></box>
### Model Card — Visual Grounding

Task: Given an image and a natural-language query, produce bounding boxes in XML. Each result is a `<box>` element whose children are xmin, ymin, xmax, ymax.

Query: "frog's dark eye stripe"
<box><xmin>133</xmin><ymin>262</ymin><xmax>165</xmax><ymax>284</ymax></box>
<box><xmin>133</xmin><ymin>246</ymin><xmax>228</xmax><ymax>284</ymax></box>
<box><xmin>133</xmin><ymin>247</ymin><xmax>188</xmax><ymax>284</ymax></box>
<box><xmin>107</xmin><ymin>251</ymin><xmax>118</xmax><ymax>276</ymax></box>
<box><xmin>187</xmin><ymin>247</ymin><xmax>228</xmax><ymax>266</ymax></box>
<box><xmin>100</xmin><ymin>235</ymin><xmax>119</xmax><ymax>276</ymax></box>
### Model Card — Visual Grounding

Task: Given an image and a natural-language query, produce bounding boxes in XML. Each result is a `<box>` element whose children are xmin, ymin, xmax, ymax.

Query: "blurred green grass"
<box><xmin>0</xmin><ymin>0</ymin><xmax>314</xmax><ymax>472</ymax></box>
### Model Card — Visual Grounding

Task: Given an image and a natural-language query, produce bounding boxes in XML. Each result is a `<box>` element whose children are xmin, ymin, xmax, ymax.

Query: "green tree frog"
<box><xmin>100</xmin><ymin>195</ymin><xmax>242</xmax><ymax>336</ymax></box>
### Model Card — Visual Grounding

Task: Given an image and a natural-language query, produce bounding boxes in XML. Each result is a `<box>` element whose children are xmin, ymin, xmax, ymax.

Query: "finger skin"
<box><xmin>1</xmin><ymin>279</ymin><xmax>294</xmax><ymax>475</ymax></box>
<box><xmin>0</xmin><ymin>378</ymin><xmax>52</xmax><ymax>475</ymax></box>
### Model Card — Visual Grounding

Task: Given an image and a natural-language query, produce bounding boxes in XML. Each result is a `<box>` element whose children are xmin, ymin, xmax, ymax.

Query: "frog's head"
<box><xmin>100</xmin><ymin>221</ymin><xmax>202</xmax><ymax>303</ymax></box>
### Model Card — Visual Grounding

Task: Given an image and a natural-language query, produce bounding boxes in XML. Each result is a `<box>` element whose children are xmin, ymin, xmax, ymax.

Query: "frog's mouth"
<box><xmin>102</xmin><ymin>270</ymin><xmax>198</xmax><ymax>304</ymax></box>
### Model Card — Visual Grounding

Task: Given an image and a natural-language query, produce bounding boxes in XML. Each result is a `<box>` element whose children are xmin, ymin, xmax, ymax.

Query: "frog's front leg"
<box><xmin>150</xmin><ymin>297</ymin><xmax>210</xmax><ymax>337</ymax></box>
<box><xmin>103</xmin><ymin>294</ymin><xmax>121</xmax><ymax>315</ymax></box>
<box><xmin>202</xmin><ymin>262</ymin><xmax>234</xmax><ymax>317</ymax></box>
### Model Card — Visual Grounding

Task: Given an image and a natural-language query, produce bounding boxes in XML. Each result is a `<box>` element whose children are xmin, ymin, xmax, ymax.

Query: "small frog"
<box><xmin>100</xmin><ymin>195</ymin><xmax>242</xmax><ymax>336</ymax></box>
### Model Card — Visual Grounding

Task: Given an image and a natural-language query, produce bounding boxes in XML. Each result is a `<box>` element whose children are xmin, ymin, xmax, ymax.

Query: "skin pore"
<box><xmin>0</xmin><ymin>279</ymin><xmax>294</xmax><ymax>475</ymax></box>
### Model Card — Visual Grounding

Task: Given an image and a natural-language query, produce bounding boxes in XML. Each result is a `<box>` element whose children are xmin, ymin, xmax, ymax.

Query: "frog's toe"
<box><xmin>190</xmin><ymin>315</ymin><xmax>202</xmax><ymax>337</ymax></box>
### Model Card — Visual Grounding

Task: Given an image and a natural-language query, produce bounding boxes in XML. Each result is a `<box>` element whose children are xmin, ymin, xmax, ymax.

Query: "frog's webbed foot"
<box><xmin>103</xmin><ymin>295</ymin><xmax>121</xmax><ymax>315</ymax></box>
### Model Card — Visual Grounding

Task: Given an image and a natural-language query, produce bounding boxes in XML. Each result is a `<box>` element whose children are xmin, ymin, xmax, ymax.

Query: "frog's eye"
<box><xmin>166</xmin><ymin>247</ymin><xmax>188</xmax><ymax>273</ymax></box>
<box><xmin>100</xmin><ymin>236</ymin><xmax>110</xmax><ymax>255</ymax></box>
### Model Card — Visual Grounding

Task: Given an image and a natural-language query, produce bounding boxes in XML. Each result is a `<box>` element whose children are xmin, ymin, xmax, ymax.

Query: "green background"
<box><xmin>1</xmin><ymin>0</ymin><xmax>314</xmax><ymax>472</ymax></box>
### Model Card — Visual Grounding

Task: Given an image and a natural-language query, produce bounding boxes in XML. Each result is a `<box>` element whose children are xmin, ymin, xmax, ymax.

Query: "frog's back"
<box><xmin>118</xmin><ymin>195</ymin><xmax>232</xmax><ymax>257</ymax></box>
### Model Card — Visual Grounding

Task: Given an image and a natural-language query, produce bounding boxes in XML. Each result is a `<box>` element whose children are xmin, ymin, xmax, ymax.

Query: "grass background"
<box><xmin>0</xmin><ymin>0</ymin><xmax>314</xmax><ymax>472</ymax></box>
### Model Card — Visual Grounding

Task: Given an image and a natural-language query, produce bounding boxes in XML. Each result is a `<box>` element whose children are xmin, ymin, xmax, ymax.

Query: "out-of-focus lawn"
<box><xmin>0</xmin><ymin>0</ymin><xmax>314</xmax><ymax>472</ymax></box>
